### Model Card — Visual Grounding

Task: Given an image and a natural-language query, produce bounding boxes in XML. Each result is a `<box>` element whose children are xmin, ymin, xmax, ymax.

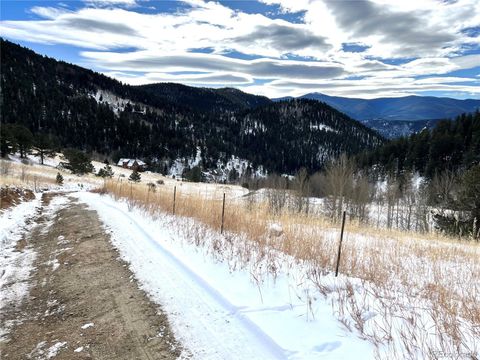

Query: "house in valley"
<box><xmin>117</xmin><ymin>158</ymin><xmax>147</xmax><ymax>172</ymax></box>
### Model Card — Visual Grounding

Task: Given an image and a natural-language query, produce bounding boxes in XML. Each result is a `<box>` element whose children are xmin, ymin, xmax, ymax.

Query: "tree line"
<box><xmin>356</xmin><ymin>111</ymin><xmax>480</xmax><ymax>178</ymax></box>
<box><xmin>245</xmin><ymin>154</ymin><xmax>479</xmax><ymax>240</ymax></box>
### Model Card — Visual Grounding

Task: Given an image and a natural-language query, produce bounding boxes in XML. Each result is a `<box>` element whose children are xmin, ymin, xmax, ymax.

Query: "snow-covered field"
<box><xmin>1</xmin><ymin>156</ymin><xmax>479</xmax><ymax>359</ymax></box>
<box><xmin>76</xmin><ymin>192</ymin><xmax>373</xmax><ymax>359</ymax></box>
<box><xmin>75</xmin><ymin>191</ymin><xmax>480</xmax><ymax>359</ymax></box>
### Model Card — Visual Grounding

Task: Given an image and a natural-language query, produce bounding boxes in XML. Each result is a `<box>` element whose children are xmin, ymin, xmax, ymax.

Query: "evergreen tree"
<box><xmin>97</xmin><ymin>163</ymin><xmax>114</xmax><ymax>178</ymax></box>
<box><xmin>359</xmin><ymin>111</ymin><xmax>480</xmax><ymax>177</ymax></box>
<box><xmin>61</xmin><ymin>149</ymin><xmax>94</xmax><ymax>175</ymax></box>
<box><xmin>56</xmin><ymin>172</ymin><xmax>64</xmax><ymax>185</ymax></box>
<box><xmin>1</xmin><ymin>39</ymin><xmax>384</xmax><ymax>174</ymax></box>
<box><xmin>185</xmin><ymin>166</ymin><xmax>202</xmax><ymax>182</ymax></box>
<box><xmin>11</xmin><ymin>124</ymin><xmax>34</xmax><ymax>158</ymax></box>
<box><xmin>129</xmin><ymin>169</ymin><xmax>141</xmax><ymax>182</ymax></box>
<box><xmin>32</xmin><ymin>133</ymin><xmax>58</xmax><ymax>165</ymax></box>
<box><xmin>0</xmin><ymin>123</ymin><xmax>15</xmax><ymax>157</ymax></box>
<box><xmin>459</xmin><ymin>165</ymin><xmax>480</xmax><ymax>238</ymax></box>
<box><xmin>228</xmin><ymin>167</ymin><xmax>239</xmax><ymax>183</ymax></box>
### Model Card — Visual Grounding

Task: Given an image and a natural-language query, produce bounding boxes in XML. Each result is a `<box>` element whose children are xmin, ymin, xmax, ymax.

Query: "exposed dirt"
<box><xmin>0</xmin><ymin>186</ymin><xmax>35</xmax><ymax>210</ymax></box>
<box><xmin>0</xmin><ymin>193</ymin><xmax>182</xmax><ymax>359</ymax></box>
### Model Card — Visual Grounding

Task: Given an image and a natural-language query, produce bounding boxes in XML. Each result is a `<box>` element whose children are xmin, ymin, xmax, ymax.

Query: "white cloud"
<box><xmin>0</xmin><ymin>0</ymin><xmax>478</xmax><ymax>98</ymax></box>
<box><xmin>81</xmin><ymin>49</ymin><xmax>345</xmax><ymax>79</ymax></box>
<box><xmin>83</xmin><ymin>0</ymin><xmax>139</xmax><ymax>7</ymax></box>
<box><xmin>102</xmin><ymin>71</ymin><xmax>255</xmax><ymax>86</ymax></box>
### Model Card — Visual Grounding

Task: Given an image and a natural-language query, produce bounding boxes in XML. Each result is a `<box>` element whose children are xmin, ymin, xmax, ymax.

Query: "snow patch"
<box><xmin>0</xmin><ymin>195</ymin><xmax>41</xmax><ymax>340</ymax></box>
<box><xmin>81</xmin><ymin>322</ymin><xmax>94</xmax><ymax>329</ymax></box>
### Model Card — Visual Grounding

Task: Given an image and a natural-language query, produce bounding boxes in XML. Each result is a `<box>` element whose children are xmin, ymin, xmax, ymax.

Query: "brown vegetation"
<box><xmin>0</xmin><ymin>186</ymin><xmax>35</xmax><ymax>210</ymax></box>
<box><xmin>100</xmin><ymin>178</ymin><xmax>480</xmax><ymax>358</ymax></box>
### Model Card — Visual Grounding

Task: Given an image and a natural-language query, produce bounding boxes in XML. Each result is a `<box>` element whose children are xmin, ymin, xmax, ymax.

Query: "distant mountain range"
<box><xmin>296</xmin><ymin>93</ymin><xmax>480</xmax><ymax>121</ymax></box>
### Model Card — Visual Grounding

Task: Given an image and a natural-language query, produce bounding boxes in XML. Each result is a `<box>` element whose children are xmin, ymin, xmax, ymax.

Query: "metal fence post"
<box><xmin>335</xmin><ymin>210</ymin><xmax>347</xmax><ymax>277</ymax></box>
<box><xmin>173</xmin><ymin>186</ymin><xmax>176</xmax><ymax>215</ymax></box>
<box><xmin>221</xmin><ymin>193</ymin><xmax>226</xmax><ymax>234</ymax></box>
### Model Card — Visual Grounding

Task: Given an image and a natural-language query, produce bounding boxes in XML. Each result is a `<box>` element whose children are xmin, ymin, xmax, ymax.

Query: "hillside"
<box><xmin>1</xmin><ymin>39</ymin><xmax>384</xmax><ymax>174</ymax></box>
<box><xmin>362</xmin><ymin>118</ymin><xmax>443</xmax><ymax>138</ymax></box>
<box><xmin>357</xmin><ymin>111</ymin><xmax>480</xmax><ymax>177</ymax></box>
<box><xmin>233</xmin><ymin>99</ymin><xmax>382</xmax><ymax>172</ymax></box>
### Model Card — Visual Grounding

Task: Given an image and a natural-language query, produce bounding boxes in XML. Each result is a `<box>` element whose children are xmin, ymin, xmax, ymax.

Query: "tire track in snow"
<box><xmin>84</xmin><ymin>194</ymin><xmax>287</xmax><ymax>360</ymax></box>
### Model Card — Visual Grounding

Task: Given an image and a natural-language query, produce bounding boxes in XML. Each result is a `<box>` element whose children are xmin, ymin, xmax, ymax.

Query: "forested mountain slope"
<box><xmin>1</xmin><ymin>39</ymin><xmax>384</xmax><ymax>174</ymax></box>
<box><xmin>357</xmin><ymin>111</ymin><xmax>480</xmax><ymax>177</ymax></box>
<box><xmin>138</xmin><ymin>83</ymin><xmax>271</xmax><ymax>113</ymax></box>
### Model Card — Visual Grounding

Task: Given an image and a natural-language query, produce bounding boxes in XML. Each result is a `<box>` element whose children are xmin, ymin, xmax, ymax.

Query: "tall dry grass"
<box><xmin>103</xmin><ymin>179</ymin><xmax>479</xmax><ymax>359</ymax></box>
<box><xmin>0</xmin><ymin>160</ymin><xmax>58</xmax><ymax>189</ymax></box>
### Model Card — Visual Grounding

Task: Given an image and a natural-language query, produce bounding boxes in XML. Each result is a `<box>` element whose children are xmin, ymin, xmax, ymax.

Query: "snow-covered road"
<box><xmin>76</xmin><ymin>192</ymin><xmax>373</xmax><ymax>359</ymax></box>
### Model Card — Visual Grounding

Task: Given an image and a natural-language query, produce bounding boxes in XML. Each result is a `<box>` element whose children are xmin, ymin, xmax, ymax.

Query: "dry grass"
<box><xmin>0</xmin><ymin>159</ymin><xmax>102</xmax><ymax>190</ymax></box>
<box><xmin>2</xmin><ymin>155</ymin><xmax>477</xmax><ymax>358</ymax></box>
<box><xmin>103</xmin><ymin>178</ymin><xmax>480</xmax><ymax>359</ymax></box>
<box><xmin>1</xmin><ymin>160</ymin><xmax>58</xmax><ymax>189</ymax></box>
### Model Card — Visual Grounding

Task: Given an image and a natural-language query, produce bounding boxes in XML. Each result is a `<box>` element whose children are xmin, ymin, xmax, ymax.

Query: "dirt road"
<box><xmin>0</xmin><ymin>193</ymin><xmax>182</xmax><ymax>359</ymax></box>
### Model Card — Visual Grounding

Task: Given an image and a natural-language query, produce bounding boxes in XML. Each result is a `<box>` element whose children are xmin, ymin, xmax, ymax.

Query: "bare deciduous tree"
<box><xmin>323</xmin><ymin>154</ymin><xmax>354</xmax><ymax>221</ymax></box>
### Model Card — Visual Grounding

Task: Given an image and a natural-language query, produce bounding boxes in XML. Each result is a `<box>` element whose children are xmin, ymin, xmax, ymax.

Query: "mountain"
<box><xmin>137</xmin><ymin>83</ymin><xmax>271</xmax><ymax>113</ymax></box>
<box><xmin>228</xmin><ymin>99</ymin><xmax>383</xmax><ymax>172</ymax></box>
<box><xmin>1</xmin><ymin>39</ymin><xmax>384</xmax><ymax>175</ymax></box>
<box><xmin>298</xmin><ymin>93</ymin><xmax>480</xmax><ymax>122</ymax></box>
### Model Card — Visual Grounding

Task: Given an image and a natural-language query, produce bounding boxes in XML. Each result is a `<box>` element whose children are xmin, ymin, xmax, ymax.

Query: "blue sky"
<box><xmin>1</xmin><ymin>0</ymin><xmax>479</xmax><ymax>99</ymax></box>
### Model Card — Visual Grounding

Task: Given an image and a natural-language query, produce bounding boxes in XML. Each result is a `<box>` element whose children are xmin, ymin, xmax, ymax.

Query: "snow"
<box><xmin>91</xmin><ymin>89</ymin><xmax>147</xmax><ymax>115</ymax></box>
<box><xmin>28</xmin><ymin>340</ymin><xmax>67</xmax><ymax>359</ymax></box>
<box><xmin>309</xmin><ymin>124</ymin><xmax>336</xmax><ymax>133</ymax></box>
<box><xmin>168</xmin><ymin>148</ymin><xmax>266</xmax><ymax>181</ymax></box>
<box><xmin>74</xmin><ymin>346</ymin><xmax>84</xmax><ymax>353</ymax></box>
<box><xmin>46</xmin><ymin>341</ymin><xmax>67</xmax><ymax>359</ymax></box>
<box><xmin>76</xmin><ymin>192</ymin><xmax>374</xmax><ymax>359</ymax></box>
<box><xmin>81</xmin><ymin>322</ymin><xmax>94</xmax><ymax>329</ymax></box>
<box><xmin>47</xmin><ymin>258</ymin><xmax>60</xmax><ymax>272</ymax></box>
<box><xmin>0</xmin><ymin>194</ymin><xmax>70</xmax><ymax>340</ymax></box>
<box><xmin>0</xmin><ymin>194</ymin><xmax>41</xmax><ymax>340</ymax></box>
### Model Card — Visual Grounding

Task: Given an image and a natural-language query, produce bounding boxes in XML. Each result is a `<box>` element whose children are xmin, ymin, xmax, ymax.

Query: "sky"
<box><xmin>1</xmin><ymin>0</ymin><xmax>480</xmax><ymax>99</ymax></box>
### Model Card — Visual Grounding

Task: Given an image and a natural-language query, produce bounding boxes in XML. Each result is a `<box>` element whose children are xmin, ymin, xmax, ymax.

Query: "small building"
<box><xmin>117</xmin><ymin>158</ymin><xmax>147</xmax><ymax>172</ymax></box>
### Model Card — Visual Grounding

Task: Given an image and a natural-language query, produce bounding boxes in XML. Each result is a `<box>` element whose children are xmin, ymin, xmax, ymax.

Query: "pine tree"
<box><xmin>459</xmin><ymin>165</ymin><xmax>480</xmax><ymax>238</ymax></box>
<box><xmin>56</xmin><ymin>172</ymin><xmax>64</xmax><ymax>185</ymax></box>
<box><xmin>11</xmin><ymin>124</ymin><xmax>34</xmax><ymax>158</ymax></box>
<box><xmin>61</xmin><ymin>149</ymin><xmax>94</xmax><ymax>175</ymax></box>
<box><xmin>185</xmin><ymin>166</ymin><xmax>202</xmax><ymax>182</ymax></box>
<box><xmin>129</xmin><ymin>169</ymin><xmax>141</xmax><ymax>182</ymax></box>
<box><xmin>228</xmin><ymin>167</ymin><xmax>239</xmax><ymax>183</ymax></box>
<box><xmin>0</xmin><ymin>123</ymin><xmax>15</xmax><ymax>157</ymax></box>
<box><xmin>32</xmin><ymin>133</ymin><xmax>58</xmax><ymax>165</ymax></box>
<box><xmin>97</xmin><ymin>163</ymin><xmax>114</xmax><ymax>178</ymax></box>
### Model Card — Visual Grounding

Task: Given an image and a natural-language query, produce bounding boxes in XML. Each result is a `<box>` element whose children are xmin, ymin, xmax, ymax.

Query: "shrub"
<box><xmin>129</xmin><ymin>169</ymin><xmax>141</xmax><ymax>182</ymax></box>
<box><xmin>97</xmin><ymin>164</ymin><xmax>114</xmax><ymax>178</ymax></box>
<box><xmin>60</xmin><ymin>149</ymin><xmax>94</xmax><ymax>175</ymax></box>
<box><xmin>56</xmin><ymin>172</ymin><xmax>64</xmax><ymax>185</ymax></box>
